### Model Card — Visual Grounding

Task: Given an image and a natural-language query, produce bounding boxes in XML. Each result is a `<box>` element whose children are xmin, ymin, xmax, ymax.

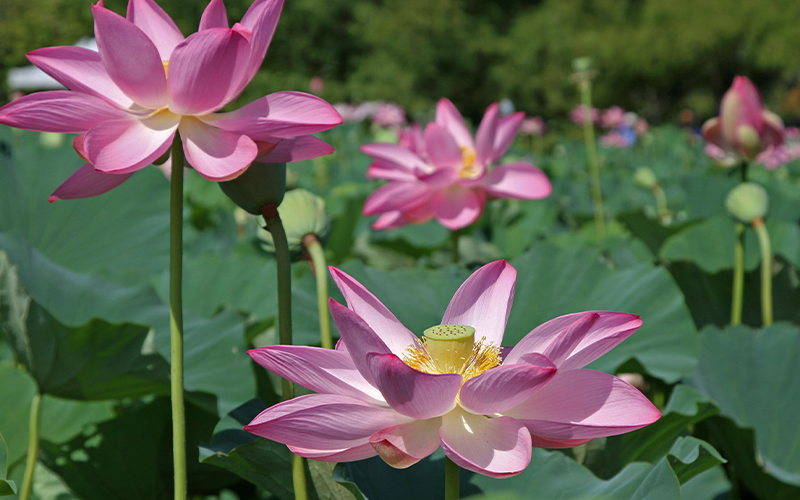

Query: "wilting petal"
<box><xmin>504</xmin><ymin>311</ymin><xmax>642</xmax><ymax>370</ymax></box>
<box><xmin>361</xmin><ymin>142</ymin><xmax>429</xmax><ymax>174</ymax></box>
<box><xmin>199</xmin><ymin>0</ymin><xmax>229</xmax><ymax>30</ymax></box>
<box><xmin>205</xmin><ymin>91</ymin><xmax>342</xmax><ymax>138</ymax></box>
<box><xmin>502</xmin><ymin>369</ymin><xmax>661</xmax><ymax>440</ymax></box>
<box><xmin>48</xmin><ymin>163</ymin><xmax>133</xmax><ymax>202</ymax></box>
<box><xmin>93</xmin><ymin>5</ymin><xmax>168</xmax><ymax>109</ymax></box>
<box><xmin>248</xmin><ymin>345</ymin><xmax>385</xmax><ymax>404</ymax></box>
<box><xmin>329</xmin><ymin>268</ymin><xmax>419</xmax><ymax>357</ymax></box>
<box><xmin>0</xmin><ymin>91</ymin><xmax>125</xmax><ymax>133</ymax></box>
<box><xmin>366</xmin><ymin>353</ymin><xmax>460</xmax><ymax>419</ymax></box>
<box><xmin>491</xmin><ymin>112</ymin><xmax>525</xmax><ymax>164</ymax></box>
<box><xmin>168</xmin><ymin>28</ymin><xmax>251</xmax><ymax>115</ymax></box>
<box><xmin>126</xmin><ymin>0</ymin><xmax>185</xmax><ymax>60</ymax></box>
<box><xmin>431</xmin><ymin>185</ymin><xmax>485</xmax><ymax>231</ymax></box>
<box><xmin>483</xmin><ymin>162</ymin><xmax>552</xmax><ymax>200</ymax></box>
<box><xmin>86</xmin><ymin>111</ymin><xmax>179</xmax><ymax>173</ymax></box>
<box><xmin>425</xmin><ymin>122</ymin><xmax>463</xmax><ymax>171</ymax></box>
<box><xmin>329</xmin><ymin>299</ymin><xmax>393</xmax><ymax>387</ymax></box>
<box><xmin>459</xmin><ymin>355</ymin><xmax>556</xmax><ymax>415</ymax></box>
<box><xmin>440</xmin><ymin>408</ymin><xmax>531</xmax><ymax>478</ymax></box>
<box><xmin>179</xmin><ymin>117</ymin><xmax>257</xmax><ymax>181</ymax></box>
<box><xmin>289</xmin><ymin>443</ymin><xmax>377</xmax><ymax>462</ymax></box>
<box><xmin>27</xmin><ymin>47</ymin><xmax>134</xmax><ymax>109</ymax></box>
<box><xmin>441</xmin><ymin>260</ymin><xmax>516</xmax><ymax>346</ymax></box>
<box><xmin>370</xmin><ymin>418</ymin><xmax>442</xmax><ymax>468</ymax></box>
<box><xmin>255</xmin><ymin>135</ymin><xmax>333</xmax><ymax>163</ymax></box>
<box><xmin>761</xmin><ymin>110</ymin><xmax>785</xmax><ymax>149</ymax></box>
<box><xmin>474</xmin><ymin>103</ymin><xmax>498</xmax><ymax>167</ymax></box>
<box><xmin>240</xmin><ymin>0</ymin><xmax>284</xmax><ymax>84</ymax></box>
<box><xmin>363</xmin><ymin>182</ymin><xmax>430</xmax><ymax>216</ymax></box>
<box><xmin>436</xmin><ymin>98</ymin><xmax>473</xmax><ymax>149</ymax></box>
<box><xmin>245</xmin><ymin>393</ymin><xmax>410</xmax><ymax>450</ymax></box>
<box><xmin>701</xmin><ymin>117</ymin><xmax>726</xmax><ymax>150</ymax></box>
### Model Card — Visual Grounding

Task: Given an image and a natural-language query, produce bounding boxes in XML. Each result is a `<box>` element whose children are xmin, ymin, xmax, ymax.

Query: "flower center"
<box><xmin>402</xmin><ymin>324</ymin><xmax>501</xmax><ymax>384</ymax></box>
<box><xmin>459</xmin><ymin>146</ymin><xmax>481</xmax><ymax>179</ymax></box>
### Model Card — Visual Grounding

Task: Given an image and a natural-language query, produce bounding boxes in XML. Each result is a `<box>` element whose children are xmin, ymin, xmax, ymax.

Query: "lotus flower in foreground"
<box><xmin>361</xmin><ymin>99</ymin><xmax>552</xmax><ymax>231</ymax></box>
<box><xmin>0</xmin><ymin>0</ymin><xmax>341</xmax><ymax>201</ymax></box>
<box><xmin>246</xmin><ymin>261</ymin><xmax>660</xmax><ymax>477</ymax></box>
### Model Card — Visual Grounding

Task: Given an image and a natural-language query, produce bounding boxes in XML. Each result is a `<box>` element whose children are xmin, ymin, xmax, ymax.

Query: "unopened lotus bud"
<box><xmin>572</xmin><ymin>57</ymin><xmax>593</xmax><ymax>74</ymax></box>
<box><xmin>258</xmin><ymin>189</ymin><xmax>331</xmax><ymax>256</ymax></box>
<box><xmin>725</xmin><ymin>182</ymin><xmax>769</xmax><ymax>224</ymax></box>
<box><xmin>219</xmin><ymin>163</ymin><xmax>286</xmax><ymax>215</ymax></box>
<box><xmin>634</xmin><ymin>167</ymin><xmax>658</xmax><ymax>189</ymax></box>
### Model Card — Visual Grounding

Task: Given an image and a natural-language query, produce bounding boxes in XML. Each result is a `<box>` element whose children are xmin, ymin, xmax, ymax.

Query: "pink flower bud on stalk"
<box><xmin>702</xmin><ymin>76</ymin><xmax>785</xmax><ymax>163</ymax></box>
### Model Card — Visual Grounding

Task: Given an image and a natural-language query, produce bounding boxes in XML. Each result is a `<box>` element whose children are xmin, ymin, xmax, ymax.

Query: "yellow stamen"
<box><xmin>162</xmin><ymin>61</ymin><xmax>169</xmax><ymax>79</ymax></box>
<box><xmin>459</xmin><ymin>146</ymin><xmax>481</xmax><ymax>179</ymax></box>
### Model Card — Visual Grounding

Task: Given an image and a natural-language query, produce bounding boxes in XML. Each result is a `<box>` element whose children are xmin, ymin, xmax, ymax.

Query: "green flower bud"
<box><xmin>258</xmin><ymin>189</ymin><xmax>331</xmax><ymax>257</ymax></box>
<box><xmin>219</xmin><ymin>163</ymin><xmax>286</xmax><ymax>215</ymax></box>
<box><xmin>725</xmin><ymin>182</ymin><xmax>769</xmax><ymax>224</ymax></box>
<box><xmin>572</xmin><ymin>57</ymin><xmax>593</xmax><ymax>73</ymax></box>
<box><xmin>634</xmin><ymin>167</ymin><xmax>658</xmax><ymax>189</ymax></box>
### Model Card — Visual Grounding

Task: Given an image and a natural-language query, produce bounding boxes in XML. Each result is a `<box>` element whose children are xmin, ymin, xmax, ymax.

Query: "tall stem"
<box><xmin>444</xmin><ymin>456</ymin><xmax>460</xmax><ymax>500</ymax></box>
<box><xmin>303</xmin><ymin>234</ymin><xmax>333</xmax><ymax>349</ymax></box>
<box><xmin>579</xmin><ymin>80</ymin><xmax>605</xmax><ymax>240</ymax></box>
<box><xmin>19</xmin><ymin>393</ymin><xmax>41</xmax><ymax>500</ymax></box>
<box><xmin>169</xmin><ymin>135</ymin><xmax>187</xmax><ymax>500</ymax></box>
<box><xmin>753</xmin><ymin>218</ymin><xmax>773</xmax><ymax>327</ymax></box>
<box><xmin>451</xmin><ymin>230</ymin><xmax>459</xmax><ymax>264</ymax></box>
<box><xmin>263</xmin><ymin>207</ymin><xmax>307</xmax><ymax>500</ymax></box>
<box><xmin>731</xmin><ymin>223</ymin><xmax>745</xmax><ymax>326</ymax></box>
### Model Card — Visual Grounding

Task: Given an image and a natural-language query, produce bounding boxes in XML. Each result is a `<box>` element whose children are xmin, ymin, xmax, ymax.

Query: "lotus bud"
<box><xmin>634</xmin><ymin>167</ymin><xmax>658</xmax><ymax>189</ymax></box>
<box><xmin>219</xmin><ymin>163</ymin><xmax>286</xmax><ymax>215</ymax></box>
<box><xmin>572</xmin><ymin>57</ymin><xmax>593</xmax><ymax>74</ymax></box>
<box><xmin>725</xmin><ymin>182</ymin><xmax>769</xmax><ymax>224</ymax></box>
<box><xmin>258</xmin><ymin>189</ymin><xmax>331</xmax><ymax>257</ymax></box>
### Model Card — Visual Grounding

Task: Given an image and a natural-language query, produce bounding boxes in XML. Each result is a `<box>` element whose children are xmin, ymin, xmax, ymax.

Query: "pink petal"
<box><xmin>441</xmin><ymin>260</ymin><xmax>516</xmax><ymax>346</ymax></box>
<box><xmin>199</xmin><ymin>0</ymin><xmax>229</xmax><ymax>30</ymax></box>
<box><xmin>425</xmin><ymin>122</ymin><xmax>464</xmax><ymax>170</ymax></box>
<box><xmin>369</xmin><ymin>418</ymin><xmax>442</xmax><ymax>468</ymax></box>
<box><xmin>329</xmin><ymin>268</ymin><xmax>419</xmax><ymax>357</ymax></box>
<box><xmin>168</xmin><ymin>28</ymin><xmax>251</xmax><ymax>115</ymax></box>
<box><xmin>504</xmin><ymin>311</ymin><xmax>642</xmax><ymax>370</ymax></box>
<box><xmin>126</xmin><ymin>0</ymin><xmax>185</xmax><ymax>60</ymax></box>
<box><xmin>538</xmin><ymin>313</ymin><xmax>600</xmax><ymax>367</ymax></box>
<box><xmin>490</xmin><ymin>112</ymin><xmax>525</xmax><ymax>164</ymax></box>
<box><xmin>255</xmin><ymin>135</ymin><xmax>333</xmax><ymax>163</ymax></box>
<box><xmin>373</xmin><ymin>211</ymin><xmax>408</xmax><ymax>230</ymax></box>
<box><xmin>475</xmin><ymin>103</ymin><xmax>499</xmax><ymax>167</ymax></box>
<box><xmin>482</xmin><ymin>162</ymin><xmax>552</xmax><ymax>200</ymax></box>
<box><xmin>26</xmin><ymin>46</ymin><xmax>134</xmax><ymax>109</ymax></box>
<box><xmin>459</xmin><ymin>354</ymin><xmax>556</xmax><ymax>415</ymax></box>
<box><xmin>204</xmin><ymin>91</ymin><xmax>342</xmax><ymax>138</ymax></box>
<box><xmin>435</xmin><ymin>98</ymin><xmax>473</xmax><ymax>149</ymax></box>
<box><xmin>240</xmin><ymin>0</ymin><xmax>284</xmax><ymax>84</ymax></box>
<box><xmin>431</xmin><ymin>185</ymin><xmax>485</xmax><ymax>230</ymax></box>
<box><xmin>289</xmin><ymin>443</ymin><xmax>377</xmax><ymax>462</ymax></box>
<box><xmin>701</xmin><ymin>117</ymin><xmax>726</xmax><ymax>150</ymax></box>
<box><xmin>366</xmin><ymin>353</ymin><xmax>461</xmax><ymax>419</ymax></box>
<box><xmin>440</xmin><ymin>408</ymin><xmax>532</xmax><ymax>478</ymax></box>
<box><xmin>529</xmin><ymin>435</ymin><xmax>592</xmax><ymax>449</ymax></box>
<box><xmin>248</xmin><ymin>345</ymin><xmax>385</xmax><ymax>404</ymax></box>
<box><xmin>49</xmin><ymin>163</ymin><xmax>133</xmax><ymax>202</ymax></box>
<box><xmin>92</xmin><ymin>5</ymin><xmax>168</xmax><ymax>109</ymax></box>
<box><xmin>328</xmin><ymin>299</ymin><xmax>392</xmax><ymax>387</ymax></box>
<box><xmin>86</xmin><ymin>112</ymin><xmax>179</xmax><ymax>173</ymax></box>
<box><xmin>0</xmin><ymin>91</ymin><xmax>125</xmax><ymax>133</ymax></box>
<box><xmin>363</xmin><ymin>182</ymin><xmax>430</xmax><ymax>216</ymax></box>
<box><xmin>367</xmin><ymin>160</ymin><xmax>418</xmax><ymax>182</ymax></box>
<box><xmin>245</xmin><ymin>393</ymin><xmax>410</xmax><ymax>450</ymax></box>
<box><xmin>179</xmin><ymin>117</ymin><xmax>257</xmax><ymax>181</ymax></box>
<box><xmin>502</xmin><ymin>369</ymin><xmax>661</xmax><ymax>440</ymax></box>
<box><xmin>761</xmin><ymin>110</ymin><xmax>785</xmax><ymax>149</ymax></box>
<box><xmin>361</xmin><ymin>142</ymin><xmax>429</xmax><ymax>174</ymax></box>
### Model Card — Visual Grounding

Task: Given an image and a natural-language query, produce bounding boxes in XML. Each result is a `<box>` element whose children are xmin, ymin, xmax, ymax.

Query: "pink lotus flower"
<box><xmin>372</xmin><ymin>102</ymin><xmax>407</xmax><ymax>129</ymax></box>
<box><xmin>520</xmin><ymin>117</ymin><xmax>545</xmax><ymax>136</ymax></box>
<box><xmin>246</xmin><ymin>261</ymin><xmax>661</xmax><ymax>478</ymax></box>
<box><xmin>570</xmin><ymin>104</ymin><xmax>599</xmax><ymax>125</ymax></box>
<box><xmin>600</xmin><ymin>106</ymin><xmax>626</xmax><ymax>129</ymax></box>
<box><xmin>361</xmin><ymin>99</ymin><xmax>552</xmax><ymax>230</ymax></box>
<box><xmin>755</xmin><ymin>145</ymin><xmax>791</xmax><ymax>170</ymax></box>
<box><xmin>701</xmin><ymin>76</ymin><xmax>784</xmax><ymax>162</ymax></box>
<box><xmin>0</xmin><ymin>0</ymin><xmax>341</xmax><ymax>201</ymax></box>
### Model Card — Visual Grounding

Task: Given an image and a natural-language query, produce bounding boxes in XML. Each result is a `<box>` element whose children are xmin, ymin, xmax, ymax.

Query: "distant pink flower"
<box><xmin>570</xmin><ymin>104</ymin><xmax>599</xmax><ymax>125</ymax></box>
<box><xmin>246</xmin><ymin>261</ymin><xmax>661</xmax><ymax>477</ymax></box>
<box><xmin>309</xmin><ymin>76</ymin><xmax>324</xmax><ymax>94</ymax></box>
<box><xmin>0</xmin><ymin>0</ymin><xmax>341</xmax><ymax>201</ymax></box>
<box><xmin>361</xmin><ymin>98</ymin><xmax>552</xmax><ymax>230</ymax></box>
<box><xmin>755</xmin><ymin>145</ymin><xmax>791</xmax><ymax>170</ymax></box>
<box><xmin>520</xmin><ymin>117</ymin><xmax>546</xmax><ymax>136</ymax></box>
<box><xmin>702</xmin><ymin>76</ymin><xmax>784</xmax><ymax>162</ymax></box>
<box><xmin>372</xmin><ymin>102</ymin><xmax>407</xmax><ymax>128</ymax></box>
<box><xmin>785</xmin><ymin>126</ymin><xmax>800</xmax><ymax>141</ymax></box>
<box><xmin>704</xmin><ymin>143</ymin><xmax>738</xmax><ymax>168</ymax></box>
<box><xmin>600</xmin><ymin>106</ymin><xmax>626</xmax><ymax>129</ymax></box>
<box><xmin>599</xmin><ymin>131</ymin><xmax>629</xmax><ymax>149</ymax></box>
<box><xmin>634</xmin><ymin>117</ymin><xmax>649</xmax><ymax>136</ymax></box>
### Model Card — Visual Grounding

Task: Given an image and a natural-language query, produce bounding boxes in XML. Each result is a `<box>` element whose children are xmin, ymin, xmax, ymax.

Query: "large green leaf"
<box><xmin>0</xmin><ymin>432</ymin><xmax>15</xmax><ymax>496</ymax></box>
<box><xmin>691</xmin><ymin>323</ymin><xmax>800</xmax><ymax>486</ymax></box>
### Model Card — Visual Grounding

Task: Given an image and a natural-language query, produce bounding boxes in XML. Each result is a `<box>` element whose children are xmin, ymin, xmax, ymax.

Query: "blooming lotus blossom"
<box><xmin>361</xmin><ymin>99</ymin><xmax>552</xmax><ymax>230</ymax></box>
<box><xmin>702</xmin><ymin>76</ymin><xmax>784</xmax><ymax>162</ymax></box>
<box><xmin>246</xmin><ymin>261</ymin><xmax>661</xmax><ymax>477</ymax></box>
<box><xmin>600</xmin><ymin>106</ymin><xmax>626</xmax><ymax>129</ymax></box>
<box><xmin>570</xmin><ymin>104</ymin><xmax>599</xmax><ymax>125</ymax></box>
<box><xmin>372</xmin><ymin>102</ymin><xmax>407</xmax><ymax>129</ymax></box>
<box><xmin>0</xmin><ymin>0</ymin><xmax>341</xmax><ymax>201</ymax></box>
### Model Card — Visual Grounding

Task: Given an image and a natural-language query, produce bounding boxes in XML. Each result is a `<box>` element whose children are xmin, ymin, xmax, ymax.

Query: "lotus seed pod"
<box><xmin>634</xmin><ymin>167</ymin><xmax>658</xmax><ymax>189</ymax></box>
<box><xmin>258</xmin><ymin>189</ymin><xmax>331</xmax><ymax>256</ymax></box>
<box><xmin>725</xmin><ymin>182</ymin><xmax>769</xmax><ymax>224</ymax></box>
<box><xmin>219</xmin><ymin>163</ymin><xmax>287</xmax><ymax>215</ymax></box>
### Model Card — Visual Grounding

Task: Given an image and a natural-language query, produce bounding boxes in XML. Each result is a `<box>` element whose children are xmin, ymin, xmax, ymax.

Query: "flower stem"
<box><xmin>731</xmin><ymin>222</ymin><xmax>745</xmax><ymax>326</ymax></box>
<box><xmin>169</xmin><ymin>134</ymin><xmax>187</xmax><ymax>500</ymax></box>
<box><xmin>292</xmin><ymin>454</ymin><xmax>308</xmax><ymax>500</ymax></box>
<box><xmin>444</xmin><ymin>456</ymin><xmax>459</xmax><ymax>500</ymax></box>
<box><xmin>303</xmin><ymin>234</ymin><xmax>333</xmax><ymax>349</ymax></box>
<box><xmin>19</xmin><ymin>392</ymin><xmax>41</xmax><ymax>500</ymax></box>
<box><xmin>578</xmin><ymin>80</ymin><xmax>605</xmax><ymax>240</ymax></box>
<box><xmin>753</xmin><ymin>218</ymin><xmax>773</xmax><ymax>327</ymax></box>
<box><xmin>652</xmin><ymin>185</ymin><xmax>669</xmax><ymax>221</ymax></box>
<box><xmin>451</xmin><ymin>230</ymin><xmax>459</xmax><ymax>264</ymax></box>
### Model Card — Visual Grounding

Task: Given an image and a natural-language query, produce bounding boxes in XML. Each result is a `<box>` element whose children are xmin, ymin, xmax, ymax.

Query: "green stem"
<box><xmin>292</xmin><ymin>454</ymin><xmax>308</xmax><ymax>500</ymax></box>
<box><xmin>445</xmin><ymin>456</ymin><xmax>460</xmax><ymax>500</ymax></box>
<box><xmin>731</xmin><ymin>223</ymin><xmax>745</xmax><ymax>326</ymax></box>
<box><xmin>303</xmin><ymin>234</ymin><xmax>333</xmax><ymax>349</ymax></box>
<box><xmin>451</xmin><ymin>230</ymin><xmax>459</xmax><ymax>264</ymax></box>
<box><xmin>169</xmin><ymin>134</ymin><xmax>187</xmax><ymax>500</ymax></box>
<box><xmin>19</xmin><ymin>393</ymin><xmax>41</xmax><ymax>500</ymax></box>
<box><xmin>753</xmin><ymin>218</ymin><xmax>773</xmax><ymax>327</ymax></box>
<box><xmin>579</xmin><ymin>80</ymin><xmax>605</xmax><ymax>240</ymax></box>
<box><xmin>652</xmin><ymin>185</ymin><xmax>669</xmax><ymax>220</ymax></box>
